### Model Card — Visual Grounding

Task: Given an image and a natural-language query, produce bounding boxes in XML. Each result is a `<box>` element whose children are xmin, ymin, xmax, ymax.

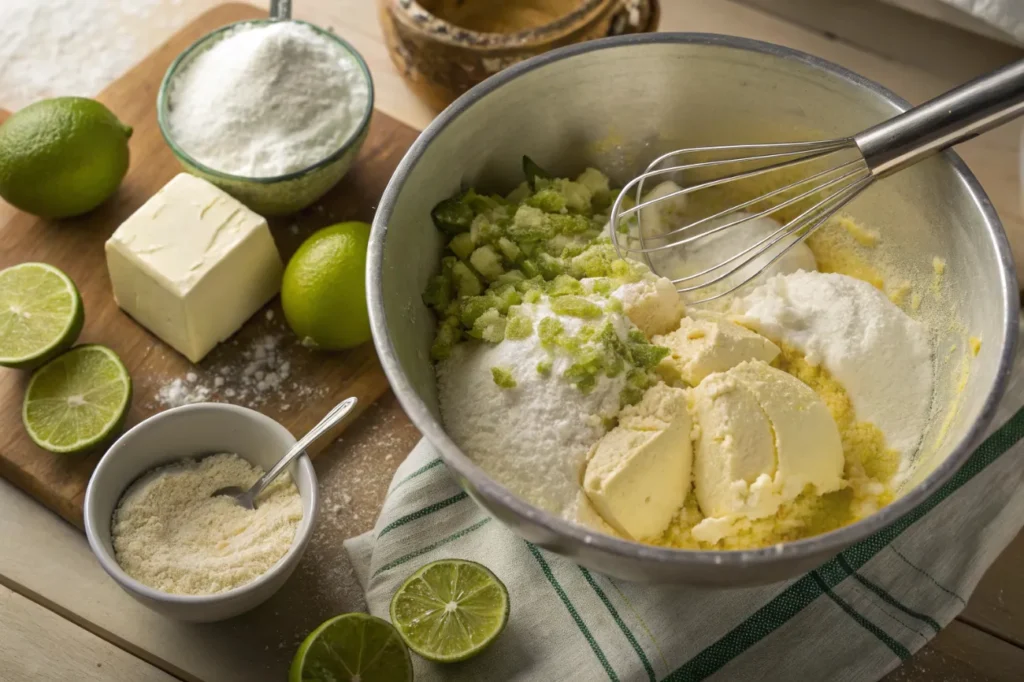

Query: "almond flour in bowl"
<box><xmin>111</xmin><ymin>452</ymin><xmax>302</xmax><ymax>596</ymax></box>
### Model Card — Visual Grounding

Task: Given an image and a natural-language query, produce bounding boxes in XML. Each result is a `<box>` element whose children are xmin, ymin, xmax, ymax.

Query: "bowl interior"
<box><xmin>372</xmin><ymin>36</ymin><xmax>1016</xmax><ymax>577</ymax></box>
<box><xmin>156</xmin><ymin>18</ymin><xmax>375</xmax><ymax>184</ymax></box>
<box><xmin>85</xmin><ymin>403</ymin><xmax>317</xmax><ymax>601</ymax></box>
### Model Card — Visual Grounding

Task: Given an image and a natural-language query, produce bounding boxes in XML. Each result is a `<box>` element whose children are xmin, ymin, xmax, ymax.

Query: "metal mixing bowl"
<box><xmin>368</xmin><ymin>34</ymin><xmax>1018</xmax><ymax>586</ymax></box>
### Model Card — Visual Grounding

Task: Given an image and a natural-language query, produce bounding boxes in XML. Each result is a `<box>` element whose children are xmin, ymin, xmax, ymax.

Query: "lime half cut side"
<box><xmin>290</xmin><ymin>613</ymin><xmax>413</xmax><ymax>682</ymax></box>
<box><xmin>0</xmin><ymin>262</ymin><xmax>84</xmax><ymax>369</ymax></box>
<box><xmin>389</xmin><ymin>559</ymin><xmax>509</xmax><ymax>662</ymax></box>
<box><xmin>23</xmin><ymin>344</ymin><xmax>132</xmax><ymax>454</ymax></box>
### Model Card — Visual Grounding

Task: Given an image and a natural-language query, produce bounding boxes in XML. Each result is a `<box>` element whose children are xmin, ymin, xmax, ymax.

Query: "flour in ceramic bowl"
<box><xmin>112</xmin><ymin>453</ymin><xmax>302</xmax><ymax>595</ymax></box>
<box><xmin>731</xmin><ymin>270</ymin><xmax>934</xmax><ymax>459</ymax></box>
<box><xmin>166</xmin><ymin>21</ymin><xmax>370</xmax><ymax>178</ymax></box>
<box><xmin>436</xmin><ymin>301</ymin><xmax>629</xmax><ymax>517</ymax></box>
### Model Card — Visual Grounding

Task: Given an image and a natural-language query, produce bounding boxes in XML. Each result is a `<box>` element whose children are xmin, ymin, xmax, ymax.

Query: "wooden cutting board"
<box><xmin>0</xmin><ymin>3</ymin><xmax>419</xmax><ymax>529</ymax></box>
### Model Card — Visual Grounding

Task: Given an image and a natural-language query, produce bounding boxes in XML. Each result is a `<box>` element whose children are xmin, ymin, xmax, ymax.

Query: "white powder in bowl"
<box><xmin>111</xmin><ymin>453</ymin><xmax>303</xmax><ymax>596</ymax></box>
<box><xmin>731</xmin><ymin>270</ymin><xmax>934</xmax><ymax>459</ymax></box>
<box><xmin>437</xmin><ymin>301</ymin><xmax>628</xmax><ymax>517</ymax></box>
<box><xmin>166</xmin><ymin>21</ymin><xmax>370</xmax><ymax>178</ymax></box>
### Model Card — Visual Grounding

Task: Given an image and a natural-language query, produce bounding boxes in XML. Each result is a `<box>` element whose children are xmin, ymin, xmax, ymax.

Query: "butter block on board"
<box><xmin>105</xmin><ymin>173</ymin><xmax>283</xmax><ymax>363</ymax></box>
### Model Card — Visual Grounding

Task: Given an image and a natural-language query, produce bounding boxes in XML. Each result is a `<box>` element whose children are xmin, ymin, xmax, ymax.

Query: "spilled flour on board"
<box><xmin>152</xmin><ymin>311</ymin><xmax>330</xmax><ymax>410</ymax></box>
<box><xmin>0</xmin><ymin>0</ymin><xmax>190</xmax><ymax>109</ymax></box>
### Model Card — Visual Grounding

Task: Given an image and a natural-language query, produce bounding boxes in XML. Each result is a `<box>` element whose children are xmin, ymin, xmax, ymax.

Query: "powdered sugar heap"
<box><xmin>436</xmin><ymin>300</ymin><xmax>629</xmax><ymax>517</ymax></box>
<box><xmin>731</xmin><ymin>270</ymin><xmax>934</xmax><ymax>458</ymax></box>
<box><xmin>166</xmin><ymin>21</ymin><xmax>370</xmax><ymax>177</ymax></box>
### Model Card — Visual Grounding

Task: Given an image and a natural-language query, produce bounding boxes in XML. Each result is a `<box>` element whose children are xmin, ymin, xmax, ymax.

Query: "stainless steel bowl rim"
<box><xmin>368</xmin><ymin>32</ymin><xmax>1019</xmax><ymax>569</ymax></box>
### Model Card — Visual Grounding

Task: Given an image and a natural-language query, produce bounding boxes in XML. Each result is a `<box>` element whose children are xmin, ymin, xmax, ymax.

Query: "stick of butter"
<box><xmin>105</xmin><ymin>173</ymin><xmax>283</xmax><ymax>363</ymax></box>
<box><xmin>583</xmin><ymin>384</ymin><xmax>693</xmax><ymax>541</ymax></box>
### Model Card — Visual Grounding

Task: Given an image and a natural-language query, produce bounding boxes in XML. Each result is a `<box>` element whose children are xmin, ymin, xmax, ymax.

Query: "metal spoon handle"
<box><xmin>248</xmin><ymin>397</ymin><xmax>357</xmax><ymax>499</ymax></box>
<box><xmin>270</xmin><ymin>0</ymin><xmax>292</xmax><ymax>20</ymax></box>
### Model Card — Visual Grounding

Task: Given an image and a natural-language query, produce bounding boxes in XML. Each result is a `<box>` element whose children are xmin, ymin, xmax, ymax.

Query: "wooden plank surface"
<box><xmin>0</xmin><ymin>584</ymin><xmax>181</xmax><ymax>682</ymax></box>
<box><xmin>884</xmin><ymin>620</ymin><xmax>1024</xmax><ymax>682</ymax></box>
<box><xmin>0</xmin><ymin>3</ymin><xmax>420</xmax><ymax>528</ymax></box>
<box><xmin>960</xmin><ymin>531</ymin><xmax>1024</xmax><ymax>648</ymax></box>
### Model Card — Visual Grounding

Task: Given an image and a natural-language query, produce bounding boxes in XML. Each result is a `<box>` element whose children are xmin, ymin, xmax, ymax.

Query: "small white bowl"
<box><xmin>84</xmin><ymin>402</ymin><xmax>318</xmax><ymax>622</ymax></box>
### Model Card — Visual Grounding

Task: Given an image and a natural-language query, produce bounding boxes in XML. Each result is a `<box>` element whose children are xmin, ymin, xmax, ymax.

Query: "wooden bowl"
<box><xmin>378</xmin><ymin>0</ymin><xmax>660</xmax><ymax>110</ymax></box>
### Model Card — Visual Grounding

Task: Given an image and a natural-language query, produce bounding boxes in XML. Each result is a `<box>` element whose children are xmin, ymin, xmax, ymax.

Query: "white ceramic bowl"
<box><xmin>83</xmin><ymin>403</ymin><xmax>319</xmax><ymax>622</ymax></box>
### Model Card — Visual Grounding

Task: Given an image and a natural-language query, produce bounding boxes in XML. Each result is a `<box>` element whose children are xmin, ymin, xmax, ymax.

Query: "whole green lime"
<box><xmin>0</xmin><ymin>97</ymin><xmax>132</xmax><ymax>218</ymax></box>
<box><xmin>282</xmin><ymin>221</ymin><xmax>373</xmax><ymax>350</ymax></box>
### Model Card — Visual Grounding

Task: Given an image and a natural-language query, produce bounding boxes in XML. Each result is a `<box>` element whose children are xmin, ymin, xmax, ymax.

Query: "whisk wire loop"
<box><xmin>608</xmin><ymin>59</ymin><xmax>1024</xmax><ymax>304</ymax></box>
<box><xmin>677</xmin><ymin>176</ymin><xmax>872</xmax><ymax>305</ymax></box>
<box><xmin>607</xmin><ymin>137</ymin><xmax>872</xmax><ymax>303</ymax></box>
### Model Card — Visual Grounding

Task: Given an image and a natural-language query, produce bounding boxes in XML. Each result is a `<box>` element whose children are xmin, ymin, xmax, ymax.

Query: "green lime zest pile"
<box><xmin>423</xmin><ymin>157</ymin><xmax>668</xmax><ymax>405</ymax></box>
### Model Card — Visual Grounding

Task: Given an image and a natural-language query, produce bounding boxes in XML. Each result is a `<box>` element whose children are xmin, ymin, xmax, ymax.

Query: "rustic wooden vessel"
<box><xmin>378</xmin><ymin>0</ymin><xmax>660</xmax><ymax>110</ymax></box>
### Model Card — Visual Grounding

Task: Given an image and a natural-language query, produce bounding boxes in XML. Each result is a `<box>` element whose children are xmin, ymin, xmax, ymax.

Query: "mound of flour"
<box><xmin>436</xmin><ymin>302</ymin><xmax>628</xmax><ymax>517</ymax></box>
<box><xmin>731</xmin><ymin>270</ymin><xmax>933</xmax><ymax>458</ymax></box>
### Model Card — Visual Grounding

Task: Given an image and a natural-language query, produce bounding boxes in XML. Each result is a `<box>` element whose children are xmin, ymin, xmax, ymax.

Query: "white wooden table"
<box><xmin>2</xmin><ymin>2</ymin><xmax>1023</xmax><ymax>680</ymax></box>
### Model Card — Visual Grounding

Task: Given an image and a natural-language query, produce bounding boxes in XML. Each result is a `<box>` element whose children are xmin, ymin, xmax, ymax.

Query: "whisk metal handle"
<box><xmin>855</xmin><ymin>59</ymin><xmax>1024</xmax><ymax>178</ymax></box>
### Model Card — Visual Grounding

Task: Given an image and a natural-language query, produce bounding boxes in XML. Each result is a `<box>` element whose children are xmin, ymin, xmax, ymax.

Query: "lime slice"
<box><xmin>23</xmin><ymin>344</ymin><xmax>132</xmax><ymax>454</ymax></box>
<box><xmin>389</xmin><ymin>559</ymin><xmax>509</xmax><ymax>662</ymax></box>
<box><xmin>289</xmin><ymin>613</ymin><xmax>413</xmax><ymax>682</ymax></box>
<box><xmin>0</xmin><ymin>262</ymin><xmax>84</xmax><ymax>369</ymax></box>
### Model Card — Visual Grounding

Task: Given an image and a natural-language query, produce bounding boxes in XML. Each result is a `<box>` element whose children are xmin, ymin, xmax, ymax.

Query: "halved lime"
<box><xmin>389</xmin><ymin>559</ymin><xmax>509</xmax><ymax>662</ymax></box>
<box><xmin>289</xmin><ymin>613</ymin><xmax>413</xmax><ymax>682</ymax></box>
<box><xmin>23</xmin><ymin>344</ymin><xmax>132</xmax><ymax>454</ymax></box>
<box><xmin>0</xmin><ymin>262</ymin><xmax>84</xmax><ymax>369</ymax></box>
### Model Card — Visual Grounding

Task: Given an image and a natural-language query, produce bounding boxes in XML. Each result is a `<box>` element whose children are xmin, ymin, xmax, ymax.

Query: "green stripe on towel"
<box><xmin>580</xmin><ymin>567</ymin><xmax>657</xmax><ymax>681</ymax></box>
<box><xmin>812</xmin><ymin>571</ymin><xmax>911</xmax><ymax>660</ymax></box>
<box><xmin>837</xmin><ymin>555</ymin><xmax>941</xmax><ymax>633</ymax></box>
<box><xmin>376</xmin><ymin>492</ymin><xmax>468</xmax><ymax>539</ymax></box>
<box><xmin>372</xmin><ymin>518</ymin><xmax>492</xmax><ymax>578</ymax></box>
<box><xmin>527</xmin><ymin>542</ymin><xmax>619</xmax><ymax>682</ymax></box>
<box><xmin>389</xmin><ymin>457</ymin><xmax>445</xmax><ymax>494</ymax></box>
<box><xmin>888</xmin><ymin>546</ymin><xmax>966</xmax><ymax>605</ymax></box>
<box><xmin>662</xmin><ymin>573</ymin><xmax>823</xmax><ymax>681</ymax></box>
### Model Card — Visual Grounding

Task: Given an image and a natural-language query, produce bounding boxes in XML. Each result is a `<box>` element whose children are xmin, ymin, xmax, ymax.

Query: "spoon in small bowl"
<box><xmin>270</xmin><ymin>0</ymin><xmax>292</xmax><ymax>20</ymax></box>
<box><xmin>213</xmin><ymin>396</ymin><xmax>358</xmax><ymax>509</ymax></box>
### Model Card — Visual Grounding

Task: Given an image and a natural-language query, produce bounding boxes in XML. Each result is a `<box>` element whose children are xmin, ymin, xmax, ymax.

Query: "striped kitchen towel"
<box><xmin>344</xmin><ymin>325</ymin><xmax>1024</xmax><ymax>682</ymax></box>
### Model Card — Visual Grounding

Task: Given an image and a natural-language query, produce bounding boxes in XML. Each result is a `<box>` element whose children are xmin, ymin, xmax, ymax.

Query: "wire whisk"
<box><xmin>610</xmin><ymin>59</ymin><xmax>1024</xmax><ymax>305</ymax></box>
